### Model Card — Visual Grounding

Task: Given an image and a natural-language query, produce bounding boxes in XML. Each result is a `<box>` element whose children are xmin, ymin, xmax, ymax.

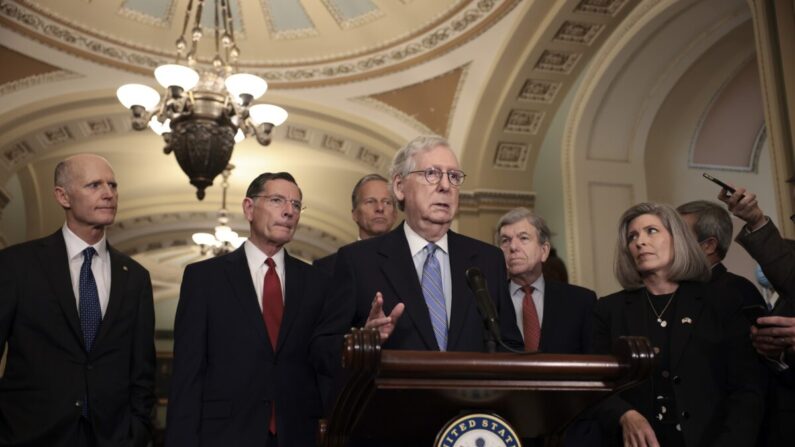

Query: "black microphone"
<box><xmin>465</xmin><ymin>267</ymin><xmax>501</xmax><ymax>353</ymax></box>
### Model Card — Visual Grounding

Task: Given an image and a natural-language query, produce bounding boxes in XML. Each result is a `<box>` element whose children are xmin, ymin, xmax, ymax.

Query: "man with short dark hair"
<box><xmin>0</xmin><ymin>154</ymin><xmax>155</xmax><ymax>446</ymax></box>
<box><xmin>677</xmin><ymin>200</ymin><xmax>766</xmax><ymax>307</ymax></box>
<box><xmin>166</xmin><ymin>172</ymin><xmax>345</xmax><ymax>446</ymax></box>
<box><xmin>314</xmin><ymin>173</ymin><xmax>397</xmax><ymax>274</ymax></box>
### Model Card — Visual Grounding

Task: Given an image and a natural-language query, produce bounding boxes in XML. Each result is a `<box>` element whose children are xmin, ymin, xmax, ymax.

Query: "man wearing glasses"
<box><xmin>167</xmin><ymin>172</ymin><xmax>346</xmax><ymax>447</ymax></box>
<box><xmin>333</xmin><ymin>135</ymin><xmax>523</xmax><ymax>356</ymax></box>
<box><xmin>314</xmin><ymin>173</ymin><xmax>398</xmax><ymax>274</ymax></box>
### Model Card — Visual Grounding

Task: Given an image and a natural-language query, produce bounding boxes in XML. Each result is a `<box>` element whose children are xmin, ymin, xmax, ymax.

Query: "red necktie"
<box><xmin>262</xmin><ymin>257</ymin><xmax>283</xmax><ymax>434</ymax></box>
<box><xmin>522</xmin><ymin>285</ymin><xmax>541</xmax><ymax>351</ymax></box>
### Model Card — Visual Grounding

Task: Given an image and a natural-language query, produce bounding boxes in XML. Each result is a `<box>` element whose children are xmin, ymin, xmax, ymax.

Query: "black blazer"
<box><xmin>710</xmin><ymin>262</ymin><xmax>766</xmax><ymax>308</ymax></box>
<box><xmin>165</xmin><ymin>246</ymin><xmax>343</xmax><ymax>447</ymax></box>
<box><xmin>538</xmin><ymin>279</ymin><xmax>597</xmax><ymax>354</ymax></box>
<box><xmin>592</xmin><ymin>282</ymin><xmax>765</xmax><ymax>447</ymax></box>
<box><xmin>0</xmin><ymin>230</ymin><xmax>155</xmax><ymax>447</ymax></box>
<box><xmin>333</xmin><ymin>222</ymin><xmax>523</xmax><ymax>352</ymax></box>
<box><xmin>313</xmin><ymin>252</ymin><xmax>337</xmax><ymax>276</ymax></box>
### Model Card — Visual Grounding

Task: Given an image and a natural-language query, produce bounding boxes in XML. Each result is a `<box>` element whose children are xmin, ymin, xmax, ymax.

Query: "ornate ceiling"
<box><xmin>0</xmin><ymin>0</ymin><xmax>653</xmax><ymax>326</ymax></box>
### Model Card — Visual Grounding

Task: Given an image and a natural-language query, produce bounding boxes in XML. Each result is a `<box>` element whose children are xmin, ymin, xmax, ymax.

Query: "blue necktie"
<box><xmin>79</xmin><ymin>247</ymin><xmax>102</xmax><ymax>352</ymax></box>
<box><xmin>421</xmin><ymin>243</ymin><xmax>447</xmax><ymax>351</ymax></box>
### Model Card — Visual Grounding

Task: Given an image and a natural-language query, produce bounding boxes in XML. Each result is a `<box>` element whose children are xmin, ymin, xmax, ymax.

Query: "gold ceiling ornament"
<box><xmin>116</xmin><ymin>0</ymin><xmax>287</xmax><ymax>200</ymax></box>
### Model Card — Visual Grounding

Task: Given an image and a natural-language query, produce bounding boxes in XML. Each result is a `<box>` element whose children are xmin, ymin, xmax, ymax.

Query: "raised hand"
<box><xmin>364</xmin><ymin>292</ymin><xmax>405</xmax><ymax>343</ymax></box>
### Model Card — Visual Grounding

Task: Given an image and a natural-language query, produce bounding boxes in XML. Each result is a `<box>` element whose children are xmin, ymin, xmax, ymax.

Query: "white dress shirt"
<box><xmin>509</xmin><ymin>275</ymin><xmax>545</xmax><ymax>339</ymax></box>
<box><xmin>63</xmin><ymin>224</ymin><xmax>111</xmax><ymax>317</ymax></box>
<box><xmin>404</xmin><ymin>223</ymin><xmax>452</xmax><ymax>324</ymax></box>
<box><xmin>244</xmin><ymin>240</ymin><xmax>286</xmax><ymax>311</ymax></box>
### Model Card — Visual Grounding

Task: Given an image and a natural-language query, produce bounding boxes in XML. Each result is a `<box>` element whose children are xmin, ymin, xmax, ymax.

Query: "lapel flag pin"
<box><xmin>681</xmin><ymin>317</ymin><xmax>692</xmax><ymax>324</ymax></box>
<box><xmin>123</xmin><ymin>265</ymin><xmax>128</xmax><ymax>271</ymax></box>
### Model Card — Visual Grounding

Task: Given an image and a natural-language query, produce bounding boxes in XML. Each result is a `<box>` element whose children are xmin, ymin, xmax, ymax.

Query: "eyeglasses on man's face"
<box><xmin>406</xmin><ymin>167</ymin><xmax>466</xmax><ymax>186</ymax></box>
<box><xmin>250</xmin><ymin>194</ymin><xmax>306</xmax><ymax>212</ymax></box>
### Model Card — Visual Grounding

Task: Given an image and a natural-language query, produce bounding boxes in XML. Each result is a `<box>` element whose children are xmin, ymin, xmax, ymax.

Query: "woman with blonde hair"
<box><xmin>592</xmin><ymin>202</ymin><xmax>764</xmax><ymax>447</ymax></box>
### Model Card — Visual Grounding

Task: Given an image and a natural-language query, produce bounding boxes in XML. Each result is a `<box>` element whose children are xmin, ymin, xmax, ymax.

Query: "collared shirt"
<box><xmin>63</xmin><ymin>224</ymin><xmax>111</xmax><ymax>317</ymax></box>
<box><xmin>244</xmin><ymin>240</ymin><xmax>286</xmax><ymax>311</ymax></box>
<box><xmin>404</xmin><ymin>223</ymin><xmax>452</xmax><ymax>324</ymax></box>
<box><xmin>509</xmin><ymin>275</ymin><xmax>545</xmax><ymax>339</ymax></box>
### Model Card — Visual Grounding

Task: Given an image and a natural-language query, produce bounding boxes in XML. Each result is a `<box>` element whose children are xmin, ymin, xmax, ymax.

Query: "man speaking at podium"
<box><xmin>333</xmin><ymin>135</ymin><xmax>523</xmax><ymax>352</ymax></box>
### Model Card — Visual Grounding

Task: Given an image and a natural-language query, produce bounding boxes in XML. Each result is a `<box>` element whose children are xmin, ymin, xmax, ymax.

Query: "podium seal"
<box><xmin>435</xmin><ymin>413</ymin><xmax>521</xmax><ymax>447</ymax></box>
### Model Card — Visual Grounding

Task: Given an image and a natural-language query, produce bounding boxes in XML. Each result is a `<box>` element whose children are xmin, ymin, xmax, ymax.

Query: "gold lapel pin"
<box><xmin>681</xmin><ymin>317</ymin><xmax>692</xmax><ymax>324</ymax></box>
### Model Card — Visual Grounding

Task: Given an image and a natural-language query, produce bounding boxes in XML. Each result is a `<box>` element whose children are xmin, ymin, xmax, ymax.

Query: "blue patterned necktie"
<box><xmin>421</xmin><ymin>243</ymin><xmax>447</xmax><ymax>351</ymax></box>
<box><xmin>79</xmin><ymin>247</ymin><xmax>102</xmax><ymax>353</ymax></box>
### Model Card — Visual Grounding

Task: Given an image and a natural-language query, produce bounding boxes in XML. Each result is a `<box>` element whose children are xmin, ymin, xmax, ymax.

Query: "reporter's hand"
<box><xmin>717</xmin><ymin>187</ymin><xmax>766</xmax><ymax>231</ymax></box>
<box><xmin>364</xmin><ymin>292</ymin><xmax>405</xmax><ymax>343</ymax></box>
<box><xmin>619</xmin><ymin>410</ymin><xmax>659</xmax><ymax>447</ymax></box>
<box><xmin>751</xmin><ymin>316</ymin><xmax>795</xmax><ymax>356</ymax></box>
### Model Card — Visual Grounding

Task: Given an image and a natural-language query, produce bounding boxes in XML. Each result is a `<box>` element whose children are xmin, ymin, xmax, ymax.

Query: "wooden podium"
<box><xmin>319</xmin><ymin>329</ymin><xmax>654</xmax><ymax>447</ymax></box>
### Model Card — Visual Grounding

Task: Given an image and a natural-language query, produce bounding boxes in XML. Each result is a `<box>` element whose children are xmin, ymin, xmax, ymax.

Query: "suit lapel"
<box><xmin>670</xmin><ymin>282</ymin><xmax>703</xmax><ymax>370</ymax></box>
<box><xmin>379</xmin><ymin>224</ymin><xmax>439</xmax><ymax>350</ymax></box>
<box><xmin>37</xmin><ymin>231</ymin><xmax>84</xmax><ymax>345</ymax></box>
<box><xmin>93</xmin><ymin>245</ymin><xmax>128</xmax><ymax>350</ymax></box>
<box><xmin>276</xmin><ymin>252</ymin><xmax>305</xmax><ymax>353</ymax></box>
<box><xmin>447</xmin><ymin>231</ymin><xmax>476</xmax><ymax>350</ymax></box>
<box><xmin>225</xmin><ymin>247</ymin><xmax>272</xmax><ymax>351</ymax></box>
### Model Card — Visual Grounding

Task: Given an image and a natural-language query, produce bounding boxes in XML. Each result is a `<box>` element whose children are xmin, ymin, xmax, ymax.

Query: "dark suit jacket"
<box><xmin>736</xmin><ymin>220</ymin><xmax>795</xmax><ymax>446</ymax></box>
<box><xmin>333</xmin><ymin>222</ymin><xmax>523</xmax><ymax>352</ymax></box>
<box><xmin>710</xmin><ymin>262</ymin><xmax>766</xmax><ymax>308</ymax></box>
<box><xmin>537</xmin><ymin>279</ymin><xmax>597</xmax><ymax>354</ymax></box>
<box><xmin>592</xmin><ymin>282</ymin><xmax>765</xmax><ymax>447</ymax></box>
<box><xmin>313</xmin><ymin>252</ymin><xmax>337</xmax><ymax>276</ymax></box>
<box><xmin>0</xmin><ymin>230</ymin><xmax>155</xmax><ymax>447</ymax></box>
<box><xmin>166</xmin><ymin>246</ymin><xmax>343</xmax><ymax>447</ymax></box>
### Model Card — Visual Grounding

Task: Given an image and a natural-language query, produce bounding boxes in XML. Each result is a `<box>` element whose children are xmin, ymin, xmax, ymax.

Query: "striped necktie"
<box><xmin>421</xmin><ymin>243</ymin><xmax>447</xmax><ymax>351</ymax></box>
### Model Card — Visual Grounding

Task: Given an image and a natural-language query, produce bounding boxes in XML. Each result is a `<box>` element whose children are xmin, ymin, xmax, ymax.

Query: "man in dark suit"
<box><xmin>0</xmin><ymin>154</ymin><xmax>155</xmax><ymax>446</ymax></box>
<box><xmin>166</xmin><ymin>172</ymin><xmax>345</xmax><ymax>447</ymax></box>
<box><xmin>495</xmin><ymin>207</ymin><xmax>596</xmax><ymax>353</ymax></box>
<box><xmin>334</xmin><ymin>135</ymin><xmax>522</xmax><ymax>353</ymax></box>
<box><xmin>677</xmin><ymin>200</ymin><xmax>766</xmax><ymax>308</ymax></box>
<box><xmin>719</xmin><ymin>186</ymin><xmax>795</xmax><ymax>446</ymax></box>
<box><xmin>496</xmin><ymin>207</ymin><xmax>598</xmax><ymax>446</ymax></box>
<box><xmin>314</xmin><ymin>173</ymin><xmax>397</xmax><ymax>274</ymax></box>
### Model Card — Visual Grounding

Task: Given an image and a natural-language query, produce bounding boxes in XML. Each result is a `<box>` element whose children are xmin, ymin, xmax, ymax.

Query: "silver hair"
<box><xmin>495</xmin><ymin>207</ymin><xmax>551</xmax><ymax>245</ymax></box>
<box><xmin>388</xmin><ymin>135</ymin><xmax>452</xmax><ymax>211</ymax></box>
<box><xmin>614</xmin><ymin>202</ymin><xmax>710</xmax><ymax>290</ymax></box>
<box><xmin>676</xmin><ymin>200</ymin><xmax>733</xmax><ymax>259</ymax></box>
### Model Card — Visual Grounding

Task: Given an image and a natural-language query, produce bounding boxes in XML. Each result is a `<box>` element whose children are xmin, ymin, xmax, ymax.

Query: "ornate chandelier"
<box><xmin>116</xmin><ymin>0</ymin><xmax>287</xmax><ymax>200</ymax></box>
<box><xmin>192</xmin><ymin>164</ymin><xmax>246</xmax><ymax>256</ymax></box>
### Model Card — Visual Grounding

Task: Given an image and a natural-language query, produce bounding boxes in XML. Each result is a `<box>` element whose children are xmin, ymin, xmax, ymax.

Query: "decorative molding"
<box><xmin>1</xmin><ymin>141</ymin><xmax>35</xmax><ymax>169</ymax></box>
<box><xmin>285</xmin><ymin>125</ymin><xmax>311</xmax><ymax>143</ymax></box>
<box><xmin>505</xmin><ymin>109</ymin><xmax>544</xmax><ymax>134</ymax></box>
<box><xmin>554</xmin><ymin>21</ymin><xmax>604</xmax><ymax>45</ymax></box>
<box><xmin>260</xmin><ymin>0</ymin><xmax>319</xmax><ymax>40</ymax></box>
<box><xmin>117</xmin><ymin>0</ymin><xmax>178</xmax><ymax>28</ymax></box>
<box><xmin>355</xmin><ymin>146</ymin><xmax>385</xmax><ymax>169</ymax></box>
<box><xmin>322</xmin><ymin>0</ymin><xmax>384</xmax><ymax>30</ymax></box>
<box><xmin>80</xmin><ymin>118</ymin><xmax>115</xmax><ymax>137</ymax></box>
<box><xmin>493</xmin><ymin>142</ymin><xmax>530</xmax><ymax>170</ymax></box>
<box><xmin>574</xmin><ymin>0</ymin><xmax>628</xmax><ymax>16</ymax></box>
<box><xmin>38</xmin><ymin>126</ymin><xmax>74</xmax><ymax>146</ymax></box>
<box><xmin>518</xmin><ymin>79</ymin><xmax>561</xmax><ymax>103</ymax></box>
<box><xmin>534</xmin><ymin>50</ymin><xmax>581</xmax><ymax>74</ymax></box>
<box><xmin>0</xmin><ymin>70</ymin><xmax>81</xmax><ymax>97</ymax></box>
<box><xmin>459</xmin><ymin>189</ymin><xmax>535</xmax><ymax>211</ymax></box>
<box><xmin>1</xmin><ymin>0</ymin><xmax>521</xmax><ymax>87</ymax></box>
<box><xmin>321</xmin><ymin>134</ymin><xmax>349</xmax><ymax>154</ymax></box>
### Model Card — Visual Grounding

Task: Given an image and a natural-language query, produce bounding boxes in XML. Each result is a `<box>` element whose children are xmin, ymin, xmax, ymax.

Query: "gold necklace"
<box><xmin>644</xmin><ymin>288</ymin><xmax>676</xmax><ymax>327</ymax></box>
